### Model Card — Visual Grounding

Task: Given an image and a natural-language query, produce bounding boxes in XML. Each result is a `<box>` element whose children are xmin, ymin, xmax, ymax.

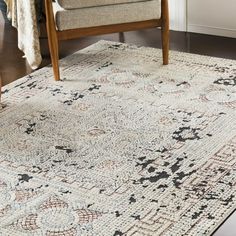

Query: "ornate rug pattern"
<box><xmin>0</xmin><ymin>41</ymin><xmax>236</xmax><ymax>236</ymax></box>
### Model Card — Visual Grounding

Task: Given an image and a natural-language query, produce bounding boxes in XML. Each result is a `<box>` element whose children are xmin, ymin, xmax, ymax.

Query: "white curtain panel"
<box><xmin>4</xmin><ymin>0</ymin><xmax>42</xmax><ymax>69</ymax></box>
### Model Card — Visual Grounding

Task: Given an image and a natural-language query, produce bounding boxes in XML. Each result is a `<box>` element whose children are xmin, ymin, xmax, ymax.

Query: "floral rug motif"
<box><xmin>0</xmin><ymin>40</ymin><xmax>236</xmax><ymax>236</ymax></box>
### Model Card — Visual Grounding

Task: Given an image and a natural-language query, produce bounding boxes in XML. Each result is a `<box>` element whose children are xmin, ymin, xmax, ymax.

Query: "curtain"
<box><xmin>3</xmin><ymin>0</ymin><xmax>12</xmax><ymax>17</ymax></box>
<box><xmin>3</xmin><ymin>0</ymin><xmax>42</xmax><ymax>69</ymax></box>
<box><xmin>4</xmin><ymin>0</ymin><xmax>16</xmax><ymax>25</ymax></box>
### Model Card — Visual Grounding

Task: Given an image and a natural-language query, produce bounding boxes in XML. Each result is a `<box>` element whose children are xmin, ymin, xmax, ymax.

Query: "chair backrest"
<box><xmin>56</xmin><ymin>0</ymin><xmax>150</xmax><ymax>9</ymax></box>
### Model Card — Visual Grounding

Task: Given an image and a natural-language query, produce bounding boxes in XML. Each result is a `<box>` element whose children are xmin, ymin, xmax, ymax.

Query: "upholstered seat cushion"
<box><xmin>56</xmin><ymin>0</ymin><xmax>150</xmax><ymax>10</ymax></box>
<box><xmin>53</xmin><ymin>0</ymin><xmax>161</xmax><ymax>31</ymax></box>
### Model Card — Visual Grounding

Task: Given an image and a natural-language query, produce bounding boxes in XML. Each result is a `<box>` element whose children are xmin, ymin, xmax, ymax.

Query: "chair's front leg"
<box><xmin>45</xmin><ymin>0</ymin><xmax>60</xmax><ymax>81</ymax></box>
<box><xmin>161</xmin><ymin>0</ymin><xmax>169</xmax><ymax>65</ymax></box>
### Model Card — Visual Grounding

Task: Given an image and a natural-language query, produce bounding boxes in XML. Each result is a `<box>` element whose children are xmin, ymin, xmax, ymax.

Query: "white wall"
<box><xmin>187</xmin><ymin>0</ymin><xmax>236</xmax><ymax>38</ymax></box>
<box><xmin>169</xmin><ymin>0</ymin><xmax>187</xmax><ymax>31</ymax></box>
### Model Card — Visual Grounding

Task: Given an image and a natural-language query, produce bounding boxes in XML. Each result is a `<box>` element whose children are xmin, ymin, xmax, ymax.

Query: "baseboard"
<box><xmin>188</xmin><ymin>24</ymin><xmax>236</xmax><ymax>38</ymax></box>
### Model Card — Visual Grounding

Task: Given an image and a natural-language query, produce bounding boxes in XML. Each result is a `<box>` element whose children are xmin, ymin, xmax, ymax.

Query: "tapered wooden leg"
<box><xmin>45</xmin><ymin>0</ymin><xmax>60</xmax><ymax>81</ymax></box>
<box><xmin>48</xmin><ymin>33</ymin><xmax>60</xmax><ymax>81</ymax></box>
<box><xmin>0</xmin><ymin>74</ymin><xmax>2</xmax><ymax>104</ymax></box>
<box><xmin>161</xmin><ymin>0</ymin><xmax>169</xmax><ymax>65</ymax></box>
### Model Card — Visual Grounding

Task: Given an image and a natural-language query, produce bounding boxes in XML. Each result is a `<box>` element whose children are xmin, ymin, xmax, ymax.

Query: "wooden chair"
<box><xmin>44</xmin><ymin>0</ymin><xmax>169</xmax><ymax>81</ymax></box>
<box><xmin>0</xmin><ymin>75</ymin><xmax>2</xmax><ymax>104</ymax></box>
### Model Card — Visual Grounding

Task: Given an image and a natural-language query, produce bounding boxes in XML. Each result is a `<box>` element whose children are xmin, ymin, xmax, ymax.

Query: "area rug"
<box><xmin>0</xmin><ymin>40</ymin><xmax>236</xmax><ymax>236</ymax></box>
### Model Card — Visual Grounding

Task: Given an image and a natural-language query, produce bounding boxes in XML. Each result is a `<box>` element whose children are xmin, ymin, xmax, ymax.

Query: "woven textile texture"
<box><xmin>0</xmin><ymin>41</ymin><xmax>236</xmax><ymax>236</ymax></box>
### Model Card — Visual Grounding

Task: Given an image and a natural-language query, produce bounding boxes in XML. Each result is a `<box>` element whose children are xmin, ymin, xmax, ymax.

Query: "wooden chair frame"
<box><xmin>44</xmin><ymin>0</ymin><xmax>169</xmax><ymax>81</ymax></box>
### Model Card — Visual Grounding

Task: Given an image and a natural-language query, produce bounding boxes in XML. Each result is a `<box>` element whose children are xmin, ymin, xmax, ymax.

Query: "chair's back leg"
<box><xmin>161</xmin><ymin>0</ymin><xmax>169</xmax><ymax>65</ymax></box>
<box><xmin>119</xmin><ymin>32</ymin><xmax>125</xmax><ymax>43</ymax></box>
<box><xmin>0</xmin><ymin>74</ymin><xmax>2</xmax><ymax>105</ymax></box>
<box><xmin>45</xmin><ymin>0</ymin><xmax>60</xmax><ymax>81</ymax></box>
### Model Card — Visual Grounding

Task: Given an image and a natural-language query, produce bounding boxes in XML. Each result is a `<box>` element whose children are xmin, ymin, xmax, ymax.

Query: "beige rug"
<box><xmin>0</xmin><ymin>40</ymin><xmax>236</xmax><ymax>236</ymax></box>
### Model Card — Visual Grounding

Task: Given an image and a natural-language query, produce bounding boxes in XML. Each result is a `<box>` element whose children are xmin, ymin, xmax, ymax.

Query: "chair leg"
<box><xmin>45</xmin><ymin>0</ymin><xmax>60</xmax><ymax>81</ymax></box>
<box><xmin>0</xmin><ymin>74</ymin><xmax>2</xmax><ymax>105</ymax></box>
<box><xmin>119</xmin><ymin>32</ymin><xmax>125</xmax><ymax>43</ymax></box>
<box><xmin>48</xmin><ymin>33</ymin><xmax>60</xmax><ymax>81</ymax></box>
<box><xmin>161</xmin><ymin>0</ymin><xmax>169</xmax><ymax>65</ymax></box>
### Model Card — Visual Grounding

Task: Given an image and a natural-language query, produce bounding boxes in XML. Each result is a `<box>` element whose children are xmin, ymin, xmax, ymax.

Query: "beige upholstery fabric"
<box><xmin>53</xmin><ymin>0</ymin><xmax>161</xmax><ymax>31</ymax></box>
<box><xmin>56</xmin><ymin>0</ymin><xmax>149</xmax><ymax>10</ymax></box>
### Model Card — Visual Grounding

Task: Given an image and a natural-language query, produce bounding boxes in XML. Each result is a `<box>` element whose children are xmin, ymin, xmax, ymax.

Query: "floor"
<box><xmin>0</xmin><ymin>2</ymin><xmax>236</xmax><ymax>235</ymax></box>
